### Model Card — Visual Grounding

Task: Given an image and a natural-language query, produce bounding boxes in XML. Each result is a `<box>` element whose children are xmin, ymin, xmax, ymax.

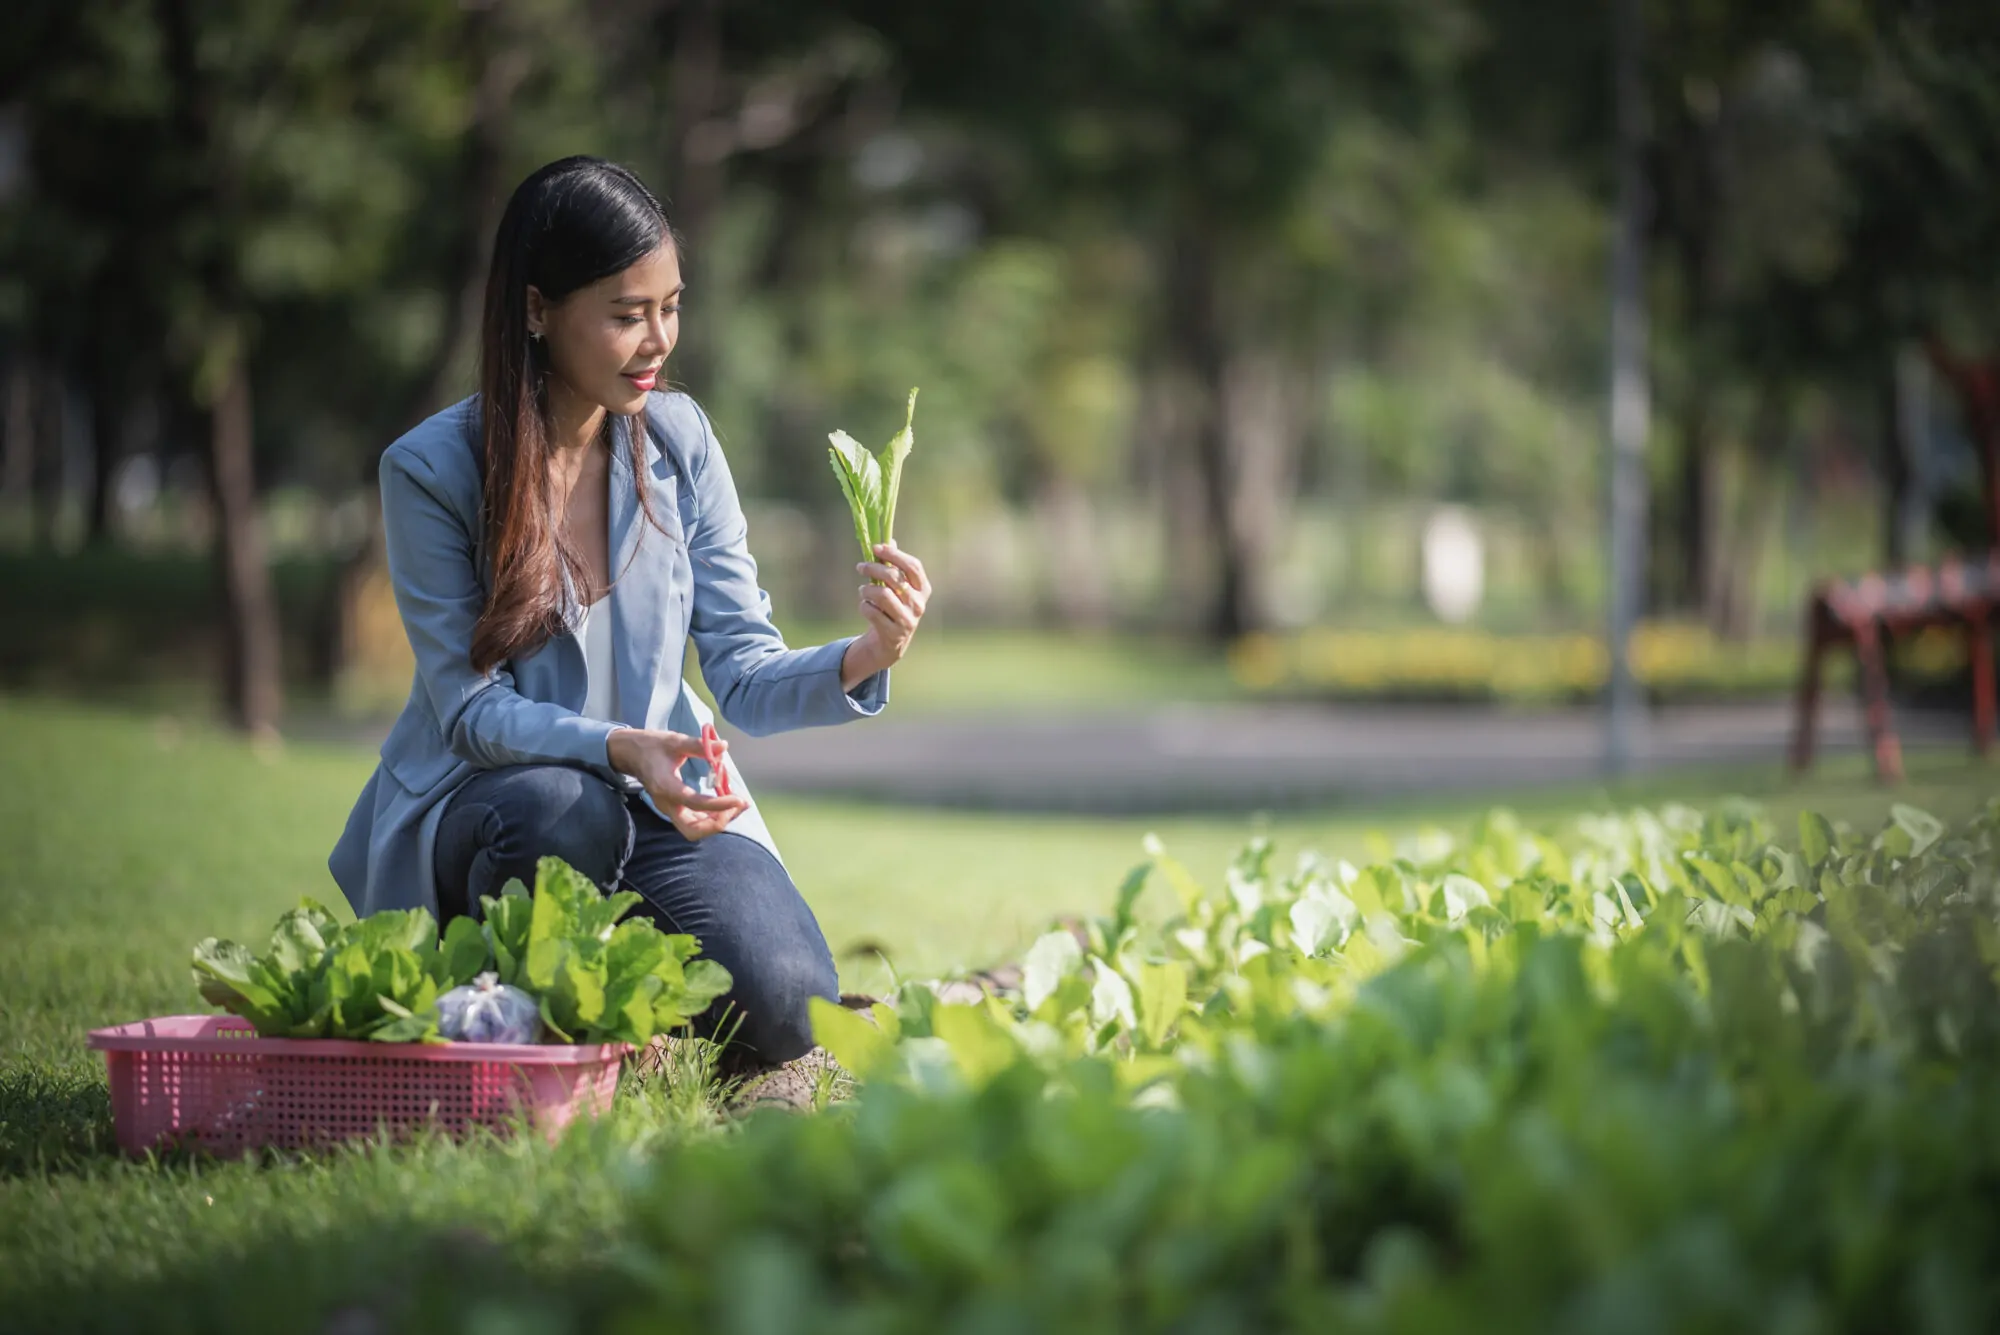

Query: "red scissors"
<box><xmin>699</xmin><ymin>722</ymin><xmax>732</xmax><ymax>797</ymax></box>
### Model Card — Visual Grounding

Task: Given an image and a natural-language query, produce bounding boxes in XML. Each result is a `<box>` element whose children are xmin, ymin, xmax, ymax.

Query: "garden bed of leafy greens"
<box><xmin>432</xmin><ymin>795</ymin><xmax>2000</xmax><ymax>1333</ymax></box>
<box><xmin>53</xmin><ymin>779</ymin><xmax>2000</xmax><ymax>1332</ymax></box>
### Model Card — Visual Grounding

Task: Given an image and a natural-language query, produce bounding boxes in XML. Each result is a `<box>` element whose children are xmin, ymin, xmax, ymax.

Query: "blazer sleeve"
<box><xmin>682</xmin><ymin>402</ymin><xmax>890</xmax><ymax>737</ymax></box>
<box><xmin>379</xmin><ymin>444</ymin><xmax>626</xmax><ymax>781</ymax></box>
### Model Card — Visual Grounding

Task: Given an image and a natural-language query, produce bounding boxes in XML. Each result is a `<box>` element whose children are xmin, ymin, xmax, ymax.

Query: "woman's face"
<box><xmin>527</xmin><ymin>242</ymin><xmax>682</xmax><ymax>418</ymax></box>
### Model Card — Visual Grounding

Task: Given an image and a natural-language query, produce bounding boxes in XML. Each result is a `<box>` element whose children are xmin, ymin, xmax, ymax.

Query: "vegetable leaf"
<box><xmin>880</xmin><ymin>388</ymin><xmax>917</xmax><ymax>544</ymax></box>
<box><xmin>810</xmin><ymin>996</ymin><xmax>896</xmax><ymax>1078</ymax></box>
<box><xmin>827</xmin><ymin>389</ymin><xmax>919</xmax><ymax>561</ymax></box>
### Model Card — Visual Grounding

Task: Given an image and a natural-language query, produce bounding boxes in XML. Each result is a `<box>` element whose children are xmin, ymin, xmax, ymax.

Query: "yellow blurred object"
<box><xmin>1225</xmin><ymin>619</ymin><xmax>1946</xmax><ymax>703</ymax></box>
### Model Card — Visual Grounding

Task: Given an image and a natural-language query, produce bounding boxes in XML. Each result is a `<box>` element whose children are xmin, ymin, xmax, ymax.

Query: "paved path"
<box><xmin>719</xmin><ymin>700</ymin><xmax>1967</xmax><ymax>813</ymax></box>
<box><xmin>312</xmin><ymin>697</ymin><xmax>1967</xmax><ymax>813</ymax></box>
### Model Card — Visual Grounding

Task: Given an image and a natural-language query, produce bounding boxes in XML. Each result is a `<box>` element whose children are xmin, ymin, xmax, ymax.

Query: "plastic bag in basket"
<box><xmin>437</xmin><ymin>972</ymin><xmax>543</xmax><ymax>1044</ymax></box>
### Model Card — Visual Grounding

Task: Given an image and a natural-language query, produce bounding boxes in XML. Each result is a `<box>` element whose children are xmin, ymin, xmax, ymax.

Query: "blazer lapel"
<box><xmin>608</xmin><ymin>412</ymin><xmax>681</xmax><ymax>730</ymax></box>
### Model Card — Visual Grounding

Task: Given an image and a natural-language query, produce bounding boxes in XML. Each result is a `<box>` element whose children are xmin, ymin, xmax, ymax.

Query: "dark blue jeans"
<box><xmin>431</xmin><ymin>764</ymin><xmax>838</xmax><ymax>1062</ymax></box>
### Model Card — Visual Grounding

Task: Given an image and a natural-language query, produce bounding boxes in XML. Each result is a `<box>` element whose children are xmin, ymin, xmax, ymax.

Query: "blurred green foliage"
<box><xmin>597</xmin><ymin>796</ymin><xmax>2000</xmax><ymax>1335</ymax></box>
<box><xmin>0</xmin><ymin>0</ymin><xmax>1995</xmax><ymax>663</ymax></box>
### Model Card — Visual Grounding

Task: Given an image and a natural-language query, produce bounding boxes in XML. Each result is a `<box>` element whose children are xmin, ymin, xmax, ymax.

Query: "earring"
<box><xmin>529</xmin><ymin>330</ymin><xmax>543</xmax><ymax>342</ymax></box>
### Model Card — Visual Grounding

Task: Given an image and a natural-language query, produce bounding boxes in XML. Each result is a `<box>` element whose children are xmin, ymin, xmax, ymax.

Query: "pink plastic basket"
<box><xmin>89</xmin><ymin>1015</ymin><xmax>631</xmax><ymax>1157</ymax></box>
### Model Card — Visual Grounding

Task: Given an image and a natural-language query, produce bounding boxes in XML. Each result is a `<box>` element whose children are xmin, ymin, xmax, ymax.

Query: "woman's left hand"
<box><xmin>843</xmin><ymin>541</ymin><xmax>930</xmax><ymax>686</ymax></box>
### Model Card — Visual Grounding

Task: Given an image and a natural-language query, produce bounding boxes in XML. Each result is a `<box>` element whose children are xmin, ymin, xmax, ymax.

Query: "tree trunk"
<box><xmin>30</xmin><ymin>356</ymin><xmax>66</xmax><ymax>552</ymax></box>
<box><xmin>1135</xmin><ymin>358</ymin><xmax>1211</xmax><ymax>630</ymax></box>
<box><xmin>665</xmin><ymin>0</ymin><xmax>725</xmax><ymax>400</ymax></box>
<box><xmin>202</xmin><ymin>351</ymin><xmax>283</xmax><ymax>737</ymax></box>
<box><xmin>1650</xmin><ymin>8</ymin><xmax>1722</xmax><ymax>620</ymax></box>
<box><xmin>1658</xmin><ymin>204</ymin><xmax>1717</xmax><ymax>618</ymax></box>
<box><xmin>158</xmin><ymin>0</ymin><xmax>281</xmax><ymax>735</ymax></box>
<box><xmin>1172</xmin><ymin>225</ymin><xmax>1264</xmax><ymax>642</ymax></box>
<box><xmin>2</xmin><ymin>352</ymin><xmax>31</xmax><ymax>512</ymax></box>
<box><xmin>1221</xmin><ymin>351</ymin><xmax>1292</xmax><ymax>624</ymax></box>
<box><xmin>323</xmin><ymin>6</ymin><xmax>525</xmax><ymax>692</ymax></box>
<box><xmin>1679</xmin><ymin>396</ymin><xmax>1716</xmax><ymax>617</ymax></box>
<box><xmin>86</xmin><ymin>376</ymin><xmax>125</xmax><ymax>547</ymax></box>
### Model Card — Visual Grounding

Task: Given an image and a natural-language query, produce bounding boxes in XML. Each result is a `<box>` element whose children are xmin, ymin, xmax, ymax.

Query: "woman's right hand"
<box><xmin>606</xmin><ymin>727</ymin><xmax>750</xmax><ymax>840</ymax></box>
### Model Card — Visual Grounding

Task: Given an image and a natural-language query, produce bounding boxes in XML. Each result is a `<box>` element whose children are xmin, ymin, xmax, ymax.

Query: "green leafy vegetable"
<box><xmin>827</xmin><ymin>387</ymin><xmax>918</xmax><ymax>563</ymax></box>
<box><xmin>489</xmin><ymin>856</ymin><xmax>731</xmax><ymax>1045</ymax></box>
<box><xmin>191</xmin><ymin>856</ymin><xmax>733</xmax><ymax>1046</ymax></box>
<box><xmin>193</xmin><ymin>900</ymin><xmax>465</xmax><ymax>1043</ymax></box>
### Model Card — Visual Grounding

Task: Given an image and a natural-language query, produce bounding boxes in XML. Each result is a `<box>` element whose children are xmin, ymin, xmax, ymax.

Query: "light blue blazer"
<box><xmin>327</xmin><ymin>391</ymin><xmax>889</xmax><ymax>920</ymax></box>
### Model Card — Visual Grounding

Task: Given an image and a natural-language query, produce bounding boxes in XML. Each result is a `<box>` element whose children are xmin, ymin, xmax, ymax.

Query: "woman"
<box><xmin>327</xmin><ymin>156</ymin><xmax>930</xmax><ymax>1085</ymax></box>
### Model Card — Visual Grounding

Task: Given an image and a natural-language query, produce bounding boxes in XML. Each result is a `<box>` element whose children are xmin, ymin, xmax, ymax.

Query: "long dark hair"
<box><xmin>471</xmin><ymin>155</ymin><xmax>678</xmax><ymax>675</ymax></box>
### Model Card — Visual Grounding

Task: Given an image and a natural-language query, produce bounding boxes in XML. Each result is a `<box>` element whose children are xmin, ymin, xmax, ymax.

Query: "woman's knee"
<box><xmin>458</xmin><ymin>765</ymin><xmax>633</xmax><ymax>889</ymax></box>
<box><xmin>622</xmin><ymin>825</ymin><xmax>838</xmax><ymax>1061</ymax></box>
<box><xmin>723</xmin><ymin>936</ymin><xmax>839</xmax><ymax>1062</ymax></box>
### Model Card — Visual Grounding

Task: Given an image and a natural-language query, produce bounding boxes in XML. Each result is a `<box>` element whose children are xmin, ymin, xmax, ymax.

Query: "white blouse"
<box><xmin>576</xmin><ymin>594</ymin><xmax>619</xmax><ymax>723</ymax></box>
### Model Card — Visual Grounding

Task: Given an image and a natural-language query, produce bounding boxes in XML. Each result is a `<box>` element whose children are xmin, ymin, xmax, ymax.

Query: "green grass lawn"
<box><xmin>3</xmin><ymin>690</ymin><xmax>1995</xmax><ymax>1332</ymax></box>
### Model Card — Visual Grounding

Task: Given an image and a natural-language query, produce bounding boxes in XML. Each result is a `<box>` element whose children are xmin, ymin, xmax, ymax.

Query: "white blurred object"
<box><xmin>437</xmin><ymin>972</ymin><xmax>542</xmax><ymax>1045</ymax></box>
<box><xmin>854</xmin><ymin>132</ymin><xmax>923</xmax><ymax>190</ymax></box>
<box><xmin>113</xmin><ymin>455</ymin><xmax>160</xmax><ymax>516</ymax></box>
<box><xmin>1420</xmin><ymin>506</ymin><xmax>1485</xmax><ymax>624</ymax></box>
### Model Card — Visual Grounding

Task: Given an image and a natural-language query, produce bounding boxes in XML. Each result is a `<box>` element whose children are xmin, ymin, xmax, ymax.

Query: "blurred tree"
<box><xmin>853</xmin><ymin>0</ymin><xmax>1466</xmax><ymax>640</ymax></box>
<box><xmin>1642</xmin><ymin>1</ymin><xmax>1847</xmax><ymax>618</ymax></box>
<box><xmin>7</xmin><ymin>0</ymin><xmax>1997</xmax><ymax>699</ymax></box>
<box><xmin>1846</xmin><ymin>7</ymin><xmax>2000</xmax><ymax>552</ymax></box>
<box><xmin>5</xmin><ymin>0</ymin><xmax>486</xmax><ymax>732</ymax></box>
<box><xmin>1719</xmin><ymin>1</ymin><xmax>2000</xmax><ymax>564</ymax></box>
<box><xmin>328</xmin><ymin>0</ymin><xmax>533</xmax><ymax>691</ymax></box>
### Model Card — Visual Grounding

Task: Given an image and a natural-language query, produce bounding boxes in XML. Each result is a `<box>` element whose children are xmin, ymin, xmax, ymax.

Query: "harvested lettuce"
<box><xmin>191</xmin><ymin>856</ymin><xmax>733</xmax><ymax>1046</ymax></box>
<box><xmin>192</xmin><ymin>902</ymin><xmax>470</xmax><ymax>1043</ymax></box>
<box><xmin>826</xmin><ymin>388</ymin><xmax>918</xmax><ymax>563</ymax></box>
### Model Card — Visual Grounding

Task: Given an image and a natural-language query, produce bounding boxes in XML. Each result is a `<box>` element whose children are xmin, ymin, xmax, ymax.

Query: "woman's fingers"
<box><xmin>860</xmin><ymin>599</ymin><xmax>916</xmax><ymax>651</ymax></box>
<box><xmin>873</xmin><ymin>542</ymin><xmax>930</xmax><ymax>594</ymax></box>
<box><xmin>687</xmin><ymin>799</ymin><xmax>747</xmax><ymax>837</ymax></box>
<box><xmin>857</xmin><ymin>560</ymin><xmax>903</xmax><ymax>585</ymax></box>
<box><xmin>674</xmin><ymin>811</ymin><xmax>723</xmax><ymax>839</ymax></box>
<box><xmin>862</xmin><ymin>584</ymin><xmax>915</xmax><ymax>624</ymax></box>
<box><xmin>666</xmin><ymin>793</ymin><xmax>747</xmax><ymax>840</ymax></box>
<box><xmin>857</xmin><ymin>599</ymin><xmax>901</xmax><ymax>641</ymax></box>
<box><xmin>858</xmin><ymin>562</ymin><xmax>928</xmax><ymax>614</ymax></box>
<box><xmin>659</xmin><ymin>730</ymin><xmax>715</xmax><ymax>760</ymax></box>
<box><xmin>860</xmin><ymin>584</ymin><xmax>918</xmax><ymax>631</ymax></box>
<box><xmin>659</xmin><ymin>779</ymin><xmax>742</xmax><ymax>814</ymax></box>
<box><xmin>668</xmin><ymin>808</ymin><xmax>717</xmax><ymax>840</ymax></box>
<box><xmin>640</xmin><ymin>732</ymin><xmax>732</xmax><ymax>811</ymax></box>
<box><xmin>644</xmin><ymin>731</ymin><xmax>746</xmax><ymax>838</ymax></box>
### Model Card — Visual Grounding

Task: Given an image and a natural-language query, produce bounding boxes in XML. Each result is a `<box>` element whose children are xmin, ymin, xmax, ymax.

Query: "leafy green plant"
<box><xmin>826</xmin><ymin>387</ymin><xmax>917</xmax><ymax>564</ymax></box>
<box><xmin>602</xmin><ymin>795</ymin><xmax>2000</xmax><ymax>1333</ymax></box>
<box><xmin>481</xmin><ymin>856</ymin><xmax>734</xmax><ymax>1045</ymax></box>
<box><xmin>192</xmin><ymin>902</ymin><xmax>475</xmax><ymax>1043</ymax></box>
<box><xmin>191</xmin><ymin>856</ymin><xmax>732</xmax><ymax>1046</ymax></box>
<box><xmin>818</xmin><ymin>795</ymin><xmax>2000</xmax><ymax>1101</ymax></box>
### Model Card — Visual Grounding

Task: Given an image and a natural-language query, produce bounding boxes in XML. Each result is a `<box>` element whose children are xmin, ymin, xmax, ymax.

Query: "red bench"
<box><xmin>1789</xmin><ymin>551</ymin><xmax>1998</xmax><ymax>781</ymax></box>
